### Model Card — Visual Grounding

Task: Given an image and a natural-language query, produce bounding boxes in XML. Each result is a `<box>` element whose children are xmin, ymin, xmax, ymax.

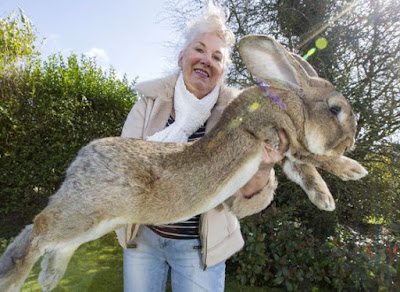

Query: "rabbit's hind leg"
<box><xmin>0</xmin><ymin>225</ymin><xmax>42</xmax><ymax>292</ymax></box>
<box><xmin>36</xmin><ymin>216</ymin><xmax>128</xmax><ymax>291</ymax></box>
<box><xmin>38</xmin><ymin>245</ymin><xmax>78</xmax><ymax>292</ymax></box>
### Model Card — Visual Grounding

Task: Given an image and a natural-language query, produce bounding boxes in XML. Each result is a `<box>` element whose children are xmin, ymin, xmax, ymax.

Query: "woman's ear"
<box><xmin>178</xmin><ymin>51</ymin><xmax>184</xmax><ymax>68</ymax></box>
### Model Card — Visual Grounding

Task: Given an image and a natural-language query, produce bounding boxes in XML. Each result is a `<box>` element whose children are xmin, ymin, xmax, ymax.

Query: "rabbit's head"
<box><xmin>239</xmin><ymin>35</ymin><xmax>357</xmax><ymax>158</ymax></box>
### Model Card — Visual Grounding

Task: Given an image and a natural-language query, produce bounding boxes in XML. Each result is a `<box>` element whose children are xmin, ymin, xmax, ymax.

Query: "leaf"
<box><xmin>282</xmin><ymin>266</ymin><xmax>290</xmax><ymax>277</ymax></box>
<box><xmin>285</xmin><ymin>280</ymin><xmax>294</xmax><ymax>291</ymax></box>
<box><xmin>324</xmin><ymin>276</ymin><xmax>331</xmax><ymax>284</ymax></box>
<box><xmin>273</xmin><ymin>276</ymin><xmax>285</xmax><ymax>285</ymax></box>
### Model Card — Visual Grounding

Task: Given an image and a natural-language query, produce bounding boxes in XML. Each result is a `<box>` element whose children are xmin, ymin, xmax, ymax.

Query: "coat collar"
<box><xmin>134</xmin><ymin>72</ymin><xmax>240</xmax><ymax>108</ymax></box>
<box><xmin>135</xmin><ymin>74</ymin><xmax>178</xmax><ymax>101</ymax></box>
<box><xmin>135</xmin><ymin>73</ymin><xmax>241</xmax><ymax>133</ymax></box>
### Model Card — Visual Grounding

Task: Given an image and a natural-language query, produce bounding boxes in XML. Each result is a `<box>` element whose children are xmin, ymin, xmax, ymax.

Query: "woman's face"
<box><xmin>178</xmin><ymin>33</ymin><xmax>225</xmax><ymax>99</ymax></box>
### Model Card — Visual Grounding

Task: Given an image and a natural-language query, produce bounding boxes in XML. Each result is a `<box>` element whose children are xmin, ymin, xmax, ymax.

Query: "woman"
<box><xmin>116</xmin><ymin>3</ymin><xmax>289</xmax><ymax>292</ymax></box>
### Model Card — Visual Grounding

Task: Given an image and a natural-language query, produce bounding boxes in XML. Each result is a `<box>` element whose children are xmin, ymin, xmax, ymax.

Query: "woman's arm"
<box><xmin>224</xmin><ymin>129</ymin><xmax>289</xmax><ymax>218</ymax></box>
<box><xmin>241</xmin><ymin>129</ymin><xmax>289</xmax><ymax>198</ymax></box>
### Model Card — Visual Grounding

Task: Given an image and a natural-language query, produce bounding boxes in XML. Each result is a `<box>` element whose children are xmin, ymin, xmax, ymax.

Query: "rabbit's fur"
<box><xmin>0</xmin><ymin>35</ymin><xmax>367</xmax><ymax>291</ymax></box>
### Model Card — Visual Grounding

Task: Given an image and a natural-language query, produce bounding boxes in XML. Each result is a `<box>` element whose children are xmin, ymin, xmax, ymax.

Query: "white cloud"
<box><xmin>84</xmin><ymin>47</ymin><xmax>127</xmax><ymax>80</ymax></box>
<box><xmin>85</xmin><ymin>47</ymin><xmax>110</xmax><ymax>64</ymax></box>
<box><xmin>47</xmin><ymin>33</ymin><xmax>60</xmax><ymax>40</ymax></box>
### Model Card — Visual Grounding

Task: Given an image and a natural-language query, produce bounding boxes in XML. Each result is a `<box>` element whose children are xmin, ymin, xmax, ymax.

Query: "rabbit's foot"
<box><xmin>306</xmin><ymin>189</ymin><xmax>335</xmax><ymax>211</ymax></box>
<box><xmin>320</xmin><ymin>156</ymin><xmax>368</xmax><ymax>181</ymax></box>
<box><xmin>283</xmin><ymin>160</ymin><xmax>335</xmax><ymax>211</ymax></box>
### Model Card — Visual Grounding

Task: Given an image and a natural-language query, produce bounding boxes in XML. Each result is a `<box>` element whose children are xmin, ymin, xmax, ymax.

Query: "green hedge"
<box><xmin>228</xmin><ymin>204</ymin><xmax>399</xmax><ymax>291</ymax></box>
<box><xmin>0</xmin><ymin>54</ymin><xmax>137</xmax><ymax>238</ymax></box>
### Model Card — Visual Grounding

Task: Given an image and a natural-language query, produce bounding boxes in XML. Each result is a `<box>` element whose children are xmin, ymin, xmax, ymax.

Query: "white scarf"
<box><xmin>146</xmin><ymin>72</ymin><xmax>220</xmax><ymax>142</ymax></box>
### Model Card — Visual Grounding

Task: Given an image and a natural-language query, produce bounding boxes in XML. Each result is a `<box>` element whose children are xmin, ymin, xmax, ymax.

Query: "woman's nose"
<box><xmin>200</xmin><ymin>54</ymin><xmax>212</xmax><ymax>66</ymax></box>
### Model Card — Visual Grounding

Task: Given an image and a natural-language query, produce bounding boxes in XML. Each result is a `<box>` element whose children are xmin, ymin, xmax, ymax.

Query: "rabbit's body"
<box><xmin>0</xmin><ymin>35</ymin><xmax>367</xmax><ymax>292</ymax></box>
<box><xmin>40</xmin><ymin>130</ymin><xmax>265</xmax><ymax>228</ymax></box>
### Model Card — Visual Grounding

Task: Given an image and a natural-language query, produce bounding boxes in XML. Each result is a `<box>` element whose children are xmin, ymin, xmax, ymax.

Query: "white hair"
<box><xmin>180</xmin><ymin>1</ymin><xmax>235</xmax><ymax>73</ymax></box>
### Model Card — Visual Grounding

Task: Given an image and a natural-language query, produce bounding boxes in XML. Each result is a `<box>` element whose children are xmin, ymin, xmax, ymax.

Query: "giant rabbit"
<box><xmin>0</xmin><ymin>35</ymin><xmax>367</xmax><ymax>291</ymax></box>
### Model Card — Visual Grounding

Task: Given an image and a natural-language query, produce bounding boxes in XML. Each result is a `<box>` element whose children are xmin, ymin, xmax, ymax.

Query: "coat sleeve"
<box><xmin>121</xmin><ymin>97</ymin><xmax>148</xmax><ymax>139</ymax></box>
<box><xmin>224</xmin><ymin>169</ymin><xmax>278</xmax><ymax>219</ymax></box>
<box><xmin>115</xmin><ymin>97</ymin><xmax>148</xmax><ymax>248</ymax></box>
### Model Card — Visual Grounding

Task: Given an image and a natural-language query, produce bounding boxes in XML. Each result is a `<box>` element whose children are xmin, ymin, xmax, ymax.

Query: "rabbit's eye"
<box><xmin>330</xmin><ymin>105</ymin><xmax>341</xmax><ymax>115</ymax></box>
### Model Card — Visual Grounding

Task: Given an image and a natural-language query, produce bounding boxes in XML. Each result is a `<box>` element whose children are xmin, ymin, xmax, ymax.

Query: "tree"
<box><xmin>0</xmin><ymin>8</ymin><xmax>41</xmax><ymax>74</ymax></box>
<box><xmin>0</xmin><ymin>12</ymin><xmax>137</xmax><ymax>238</ymax></box>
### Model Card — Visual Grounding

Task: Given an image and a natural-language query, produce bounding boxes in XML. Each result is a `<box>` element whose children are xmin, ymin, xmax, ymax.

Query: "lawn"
<box><xmin>14</xmin><ymin>233</ymin><xmax>278</xmax><ymax>292</ymax></box>
<box><xmin>21</xmin><ymin>234</ymin><xmax>123</xmax><ymax>292</ymax></box>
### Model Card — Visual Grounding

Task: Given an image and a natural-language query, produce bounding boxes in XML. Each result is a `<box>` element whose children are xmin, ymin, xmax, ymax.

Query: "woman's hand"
<box><xmin>241</xmin><ymin>129</ymin><xmax>289</xmax><ymax>198</ymax></box>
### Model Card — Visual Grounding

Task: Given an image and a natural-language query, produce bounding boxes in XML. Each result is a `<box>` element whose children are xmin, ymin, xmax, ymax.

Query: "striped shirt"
<box><xmin>148</xmin><ymin>115</ymin><xmax>206</xmax><ymax>239</ymax></box>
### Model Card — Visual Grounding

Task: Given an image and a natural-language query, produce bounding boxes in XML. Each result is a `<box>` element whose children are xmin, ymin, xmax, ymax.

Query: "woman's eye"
<box><xmin>213</xmin><ymin>55</ymin><xmax>221</xmax><ymax>62</ymax></box>
<box><xmin>195</xmin><ymin>48</ymin><xmax>204</xmax><ymax>53</ymax></box>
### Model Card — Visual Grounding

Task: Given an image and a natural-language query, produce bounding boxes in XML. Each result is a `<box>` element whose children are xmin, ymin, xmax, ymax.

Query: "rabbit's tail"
<box><xmin>38</xmin><ymin>245</ymin><xmax>78</xmax><ymax>291</ymax></box>
<box><xmin>0</xmin><ymin>224</ymin><xmax>42</xmax><ymax>292</ymax></box>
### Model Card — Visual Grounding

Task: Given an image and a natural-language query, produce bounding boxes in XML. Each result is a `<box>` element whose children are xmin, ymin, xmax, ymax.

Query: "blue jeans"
<box><xmin>123</xmin><ymin>226</ymin><xmax>225</xmax><ymax>292</ymax></box>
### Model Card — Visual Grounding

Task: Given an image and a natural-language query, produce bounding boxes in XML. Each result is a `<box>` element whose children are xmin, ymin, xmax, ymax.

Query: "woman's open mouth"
<box><xmin>194</xmin><ymin>68</ymin><xmax>209</xmax><ymax>79</ymax></box>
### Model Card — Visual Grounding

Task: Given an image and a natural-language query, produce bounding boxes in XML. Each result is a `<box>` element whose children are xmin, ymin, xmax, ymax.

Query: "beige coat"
<box><xmin>115</xmin><ymin>74</ymin><xmax>278</xmax><ymax>267</ymax></box>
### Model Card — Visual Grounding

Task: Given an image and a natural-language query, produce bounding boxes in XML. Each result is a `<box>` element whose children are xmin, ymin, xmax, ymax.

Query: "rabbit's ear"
<box><xmin>239</xmin><ymin>35</ymin><xmax>308</xmax><ymax>90</ymax></box>
<box><xmin>290</xmin><ymin>53</ymin><xmax>319</xmax><ymax>77</ymax></box>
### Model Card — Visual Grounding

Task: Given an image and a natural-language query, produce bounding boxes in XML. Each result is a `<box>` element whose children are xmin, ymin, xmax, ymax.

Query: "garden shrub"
<box><xmin>228</xmin><ymin>204</ymin><xmax>399</xmax><ymax>291</ymax></box>
<box><xmin>0</xmin><ymin>53</ymin><xmax>137</xmax><ymax>238</ymax></box>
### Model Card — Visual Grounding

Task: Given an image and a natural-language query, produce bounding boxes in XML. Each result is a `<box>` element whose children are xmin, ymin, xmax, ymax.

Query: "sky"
<box><xmin>0</xmin><ymin>0</ymin><xmax>184</xmax><ymax>82</ymax></box>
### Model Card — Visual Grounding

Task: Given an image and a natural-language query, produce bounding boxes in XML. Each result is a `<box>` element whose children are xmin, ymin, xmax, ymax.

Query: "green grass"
<box><xmin>12</xmin><ymin>233</ymin><xmax>278</xmax><ymax>291</ymax></box>
<box><xmin>21</xmin><ymin>234</ymin><xmax>123</xmax><ymax>292</ymax></box>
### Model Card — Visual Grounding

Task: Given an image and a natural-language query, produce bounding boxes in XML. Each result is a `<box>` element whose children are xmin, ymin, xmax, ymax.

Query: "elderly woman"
<box><xmin>116</xmin><ymin>3</ymin><xmax>288</xmax><ymax>292</ymax></box>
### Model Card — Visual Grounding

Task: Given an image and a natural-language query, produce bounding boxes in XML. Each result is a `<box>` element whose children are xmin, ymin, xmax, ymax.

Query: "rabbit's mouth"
<box><xmin>328</xmin><ymin>136</ymin><xmax>355</xmax><ymax>156</ymax></box>
<box><xmin>306</xmin><ymin>132</ymin><xmax>355</xmax><ymax>157</ymax></box>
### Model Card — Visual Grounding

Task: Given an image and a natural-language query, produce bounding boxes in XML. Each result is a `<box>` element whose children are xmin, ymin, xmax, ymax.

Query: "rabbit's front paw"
<box><xmin>338</xmin><ymin>161</ymin><xmax>368</xmax><ymax>181</ymax></box>
<box><xmin>321</xmin><ymin>156</ymin><xmax>368</xmax><ymax>181</ymax></box>
<box><xmin>307</xmin><ymin>189</ymin><xmax>336</xmax><ymax>211</ymax></box>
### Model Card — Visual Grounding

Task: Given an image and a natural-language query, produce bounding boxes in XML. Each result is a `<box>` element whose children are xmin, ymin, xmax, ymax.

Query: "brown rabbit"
<box><xmin>0</xmin><ymin>35</ymin><xmax>367</xmax><ymax>292</ymax></box>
